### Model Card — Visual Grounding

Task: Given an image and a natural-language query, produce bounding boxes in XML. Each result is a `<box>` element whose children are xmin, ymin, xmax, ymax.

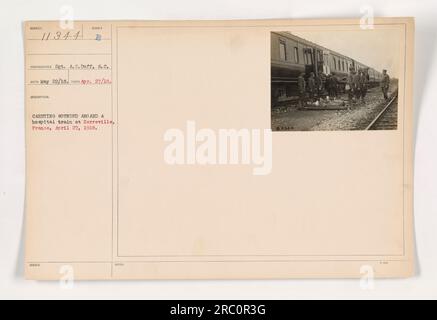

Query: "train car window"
<box><xmin>279</xmin><ymin>40</ymin><xmax>287</xmax><ymax>61</ymax></box>
<box><xmin>338</xmin><ymin>60</ymin><xmax>341</xmax><ymax>71</ymax></box>
<box><xmin>323</xmin><ymin>53</ymin><xmax>329</xmax><ymax>66</ymax></box>
<box><xmin>333</xmin><ymin>57</ymin><xmax>336</xmax><ymax>70</ymax></box>
<box><xmin>342</xmin><ymin>61</ymin><xmax>345</xmax><ymax>71</ymax></box>
<box><xmin>304</xmin><ymin>49</ymin><xmax>313</xmax><ymax>65</ymax></box>
<box><xmin>294</xmin><ymin>47</ymin><xmax>299</xmax><ymax>63</ymax></box>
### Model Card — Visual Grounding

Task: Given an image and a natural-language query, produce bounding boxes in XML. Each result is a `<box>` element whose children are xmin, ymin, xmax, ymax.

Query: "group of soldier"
<box><xmin>296</xmin><ymin>68</ymin><xmax>391</xmax><ymax>108</ymax></box>
<box><xmin>346</xmin><ymin>68</ymin><xmax>370</xmax><ymax>103</ymax></box>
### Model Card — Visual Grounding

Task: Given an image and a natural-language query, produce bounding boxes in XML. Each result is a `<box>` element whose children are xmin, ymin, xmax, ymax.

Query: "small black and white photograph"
<box><xmin>271</xmin><ymin>29</ymin><xmax>400</xmax><ymax>131</ymax></box>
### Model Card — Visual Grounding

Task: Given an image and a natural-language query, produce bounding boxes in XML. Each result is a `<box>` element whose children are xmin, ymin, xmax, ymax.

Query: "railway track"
<box><xmin>365</xmin><ymin>92</ymin><xmax>398</xmax><ymax>130</ymax></box>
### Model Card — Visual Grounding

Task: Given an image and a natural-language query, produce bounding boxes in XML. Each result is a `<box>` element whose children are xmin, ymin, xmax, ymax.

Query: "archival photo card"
<box><xmin>24</xmin><ymin>18</ymin><xmax>414</xmax><ymax>280</ymax></box>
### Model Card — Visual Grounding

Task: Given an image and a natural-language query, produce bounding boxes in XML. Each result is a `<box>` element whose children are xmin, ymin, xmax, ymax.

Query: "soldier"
<box><xmin>359</xmin><ymin>69</ymin><xmax>369</xmax><ymax>102</ymax></box>
<box><xmin>297</xmin><ymin>72</ymin><xmax>306</xmax><ymax>108</ymax></box>
<box><xmin>308</xmin><ymin>72</ymin><xmax>316</xmax><ymax>103</ymax></box>
<box><xmin>315</xmin><ymin>74</ymin><xmax>322</xmax><ymax>96</ymax></box>
<box><xmin>331</xmin><ymin>75</ymin><xmax>338</xmax><ymax>98</ymax></box>
<box><xmin>325</xmin><ymin>74</ymin><xmax>333</xmax><ymax>99</ymax></box>
<box><xmin>326</xmin><ymin>74</ymin><xmax>336</xmax><ymax>100</ymax></box>
<box><xmin>380</xmin><ymin>69</ymin><xmax>390</xmax><ymax>100</ymax></box>
<box><xmin>346</xmin><ymin>69</ymin><xmax>356</xmax><ymax>104</ymax></box>
<box><xmin>353</xmin><ymin>69</ymin><xmax>362</xmax><ymax>101</ymax></box>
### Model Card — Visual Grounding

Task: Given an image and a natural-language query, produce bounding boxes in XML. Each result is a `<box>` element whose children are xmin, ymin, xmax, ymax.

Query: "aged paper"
<box><xmin>24</xmin><ymin>18</ymin><xmax>415</xmax><ymax>280</ymax></box>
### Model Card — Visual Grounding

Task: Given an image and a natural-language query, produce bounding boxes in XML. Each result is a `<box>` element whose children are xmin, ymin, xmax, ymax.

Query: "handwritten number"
<box><xmin>41</xmin><ymin>31</ymin><xmax>80</xmax><ymax>41</ymax></box>
<box><xmin>42</xmin><ymin>32</ymin><xmax>51</xmax><ymax>40</ymax></box>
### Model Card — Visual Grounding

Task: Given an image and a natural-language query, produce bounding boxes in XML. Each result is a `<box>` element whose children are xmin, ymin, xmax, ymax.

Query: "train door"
<box><xmin>303</xmin><ymin>48</ymin><xmax>314</xmax><ymax>74</ymax></box>
<box><xmin>323</xmin><ymin>51</ymin><xmax>331</xmax><ymax>75</ymax></box>
<box><xmin>316</xmin><ymin>49</ymin><xmax>324</xmax><ymax>75</ymax></box>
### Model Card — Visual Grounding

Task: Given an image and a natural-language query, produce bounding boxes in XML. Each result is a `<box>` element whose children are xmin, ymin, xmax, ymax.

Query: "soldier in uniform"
<box><xmin>297</xmin><ymin>72</ymin><xmax>306</xmax><ymax>108</ymax></box>
<box><xmin>307</xmin><ymin>72</ymin><xmax>316</xmax><ymax>103</ymax></box>
<box><xmin>359</xmin><ymin>69</ymin><xmax>369</xmax><ymax>102</ymax></box>
<box><xmin>353</xmin><ymin>69</ymin><xmax>362</xmax><ymax>101</ymax></box>
<box><xmin>325</xmin><ymin>74</ymin><xmax>333</xmax><ymax>99</ymax></box>
<box><xmin>315</xmin><ymin>74</ymin><xmax>322</xmax><ymax>97</ymax></box>
<box><xmin>331</xmin><ymin>75</ymin><xmax>338</xmax><ymax>98</ymax></box>
<box><xmin>326</xmin><ymin>74</ymin><xmax>336</xmax><ymax>100</ymax></box>
<box><xmin>380</xmin><ymin>69</ymin><xmax>390</xmax><ymax>100</ymax></box>
<box><xmin>346</xmin><ymin>68</ymin><xmax>356</xmax><ymax>104</ymax></box>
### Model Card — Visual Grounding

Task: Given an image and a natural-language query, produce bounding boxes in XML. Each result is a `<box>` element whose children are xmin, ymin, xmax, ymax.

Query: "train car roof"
<box><xmin>272</xmin><ymin>31</ymin><xmax>380</xmax><ymax>74</ymax></box>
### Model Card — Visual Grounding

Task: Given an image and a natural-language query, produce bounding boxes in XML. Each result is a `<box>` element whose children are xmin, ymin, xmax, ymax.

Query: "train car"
<box><xmin>329</xmin><ymin>52</ymin><xmax>353</xmax><ymax>83</ymax></box>
<box><xmin>372</xmin><ymin>69</ymin><xmax>383</xmax><ymax>83</ymax></box>
<box><xmin>271</xmin><ymin>32</ymin><xmax>306</xmax><ymax>101</ymax></box>
<box><xmin>271</xmin><ymin>31</ymin><xmax>385</xmax><ymax>107</ymax></box>
<box><xmin>271</xmin><ymin>32</ymin><xmax>333</xmax><ymax>105</ymax></box>
<box><xmin>360</xmin><ymin>66</ymin><xmax>382</xmax><ymax>87</ymax></box>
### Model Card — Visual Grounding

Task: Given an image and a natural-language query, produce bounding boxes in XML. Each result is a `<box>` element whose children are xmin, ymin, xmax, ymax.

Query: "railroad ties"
<box><xmin>366</xmin><ymin>92</ymin><xmax>398</xmax><ymax>130</ymax></box>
